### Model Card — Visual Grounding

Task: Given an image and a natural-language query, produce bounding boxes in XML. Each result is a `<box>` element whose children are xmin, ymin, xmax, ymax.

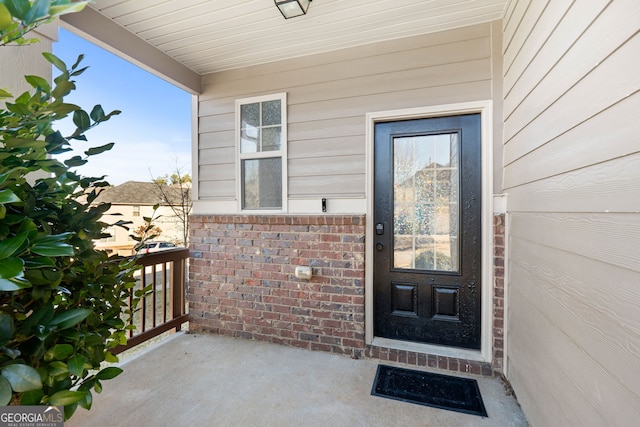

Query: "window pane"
<box><xmin>262</xmin><ymin>126</ymin><xmax>281</xmax><ymax>151</ymax></box>
<box><xmin>242</xmin><ymin>158</ymin><xmax>282</xmax><ymax>209</ymax></box>
<box><xmin>392</xmin><ymin>133</ymin><xmax>460</xmax><ymax>272</ymax></box>
<box><xmin>393</xmin><ymin>236</ymin><xmax>413</xmax><ymax>268</ymax></box>
<box><xmin>241</xmin><ymin>103</ymin><xmax>259</xmax><ymax>128</ymax></box>
<box><xmin>262</xmin><ymin>100</ymin><xmax>281</xmax><ymax>126</ymax></box>
<box><xmin>102</xmin><ymin>227</ymin><xmax>116</xmax><ymax>243</ymax></box>
<box><xmin>241</xmin><ymin>128</ymin><xmax>259</xmax><ymax>153</ymax></box>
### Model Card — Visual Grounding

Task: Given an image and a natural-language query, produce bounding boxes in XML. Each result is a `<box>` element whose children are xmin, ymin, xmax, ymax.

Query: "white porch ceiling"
<box><xmin>83</xmin><ymin>0</ymin><xmax>507</xmax><ymax>76</ymax></box>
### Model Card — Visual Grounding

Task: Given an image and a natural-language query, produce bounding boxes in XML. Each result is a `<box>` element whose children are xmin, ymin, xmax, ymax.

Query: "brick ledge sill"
<box><xmin>372</xmin><ymin>337</ymin><xmax>487</xmax><ymax>363</ymax></box>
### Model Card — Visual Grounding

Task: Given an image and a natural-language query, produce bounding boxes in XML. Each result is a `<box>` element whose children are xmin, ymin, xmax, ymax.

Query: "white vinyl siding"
<box><xmin>502</xmin><ymin>0</ymin><xmax>640</xmax><ymax>425</ymax></box>
<box><xmin>197</xmin><ymin>23</ymin><xmax>497</xmax><ymax>210</ymax></box>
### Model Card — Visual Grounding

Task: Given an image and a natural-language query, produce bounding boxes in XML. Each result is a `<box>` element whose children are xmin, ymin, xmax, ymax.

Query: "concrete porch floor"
<box><xmin>67</xmin><ymin>333</ymin><xmax>527</xmax><ymax>427</ymax></box>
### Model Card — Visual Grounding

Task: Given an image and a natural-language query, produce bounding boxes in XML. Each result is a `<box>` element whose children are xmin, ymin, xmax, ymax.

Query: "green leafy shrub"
<box><xmin>0</xmin><ymin>0</ymin><xmax>148</xmax><ymax>419</ymax></box>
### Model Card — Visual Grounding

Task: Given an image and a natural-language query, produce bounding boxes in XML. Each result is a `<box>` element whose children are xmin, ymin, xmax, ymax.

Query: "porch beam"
<box><xmin>60</xmin><ymin>7</ymin><xmax>201</xmax><ymax>94</ymax></box>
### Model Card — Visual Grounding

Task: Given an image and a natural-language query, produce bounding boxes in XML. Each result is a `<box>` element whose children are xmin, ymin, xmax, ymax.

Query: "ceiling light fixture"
<box><xmin>275</xmin><ymin>0</ymin><xmax>312</xmax><ymax>19</ymax></box>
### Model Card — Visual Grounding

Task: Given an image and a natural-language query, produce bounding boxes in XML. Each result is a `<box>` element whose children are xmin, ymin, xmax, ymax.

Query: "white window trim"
<box><xmin>102</xmin><ymin>226</ymin><xmax>117</xmax><ymax>243</ymax></box>
<box><xmin>235</xmin><ymin>92</ymin><xmax>288</xmax><ymax>213</ymax></box>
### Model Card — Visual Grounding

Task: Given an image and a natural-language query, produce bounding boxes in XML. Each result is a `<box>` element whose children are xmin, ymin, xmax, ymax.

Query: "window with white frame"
<box><xmin>236</xmin><ymin>93</ymin><xmax>287</xmax><ymax>211</ymax></box>
<box><xmin>102</xmin><ymin>226</ymin><xmax>116</xmax><ymax>243</ymax></box>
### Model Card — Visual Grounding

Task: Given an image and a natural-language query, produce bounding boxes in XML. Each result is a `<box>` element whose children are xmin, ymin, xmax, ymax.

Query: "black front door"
<box><xmin>373</xmin><ymin>114</ymin><xmax>482</xmax><ymax>349</ymax></box>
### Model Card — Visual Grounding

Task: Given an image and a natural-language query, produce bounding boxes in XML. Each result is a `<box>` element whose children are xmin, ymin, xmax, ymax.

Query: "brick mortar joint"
<box><xmin>191</xmin><ymin>214</ymin><xmax>365</xmax><ymax>226</ymax></box>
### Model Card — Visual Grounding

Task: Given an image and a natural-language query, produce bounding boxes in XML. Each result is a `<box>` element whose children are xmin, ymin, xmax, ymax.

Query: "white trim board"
<box><xmin>192</xmin><ymin>198</ymin><xmax>366</xmax><ymax>215</ymax></box>
<box><xmin>365</xmin><ymin>100</ymin><xmax>494</xmax><ymax>363</ymax></box>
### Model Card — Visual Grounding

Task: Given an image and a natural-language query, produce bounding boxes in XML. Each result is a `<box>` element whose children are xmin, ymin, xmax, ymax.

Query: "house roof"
<box><xmin>60</xmin><ymin>0</ymin><xmax>508</xmax><ymax>94</ymax></box>
<box><xmin>94</xmin><ymin>181</ymin><xmax>187</xmax><ymax>206</ymax></box>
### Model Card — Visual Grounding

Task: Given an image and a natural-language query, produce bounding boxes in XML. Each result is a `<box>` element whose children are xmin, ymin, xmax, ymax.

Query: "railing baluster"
<box><xmin>151</xmin><ymin>263</ymin><xmax>157</xmax><ymax>328</ymax></box>
<box><xmin>128</xmin><ymin>284</ymin><xmax>134</xmax><ymax>338</ymax></box>
<box><xmin>114</xmin><ymin>248</ymin><xmax>189</xmax><ymax>354</ymax></box>
<box><xmin>162</xmin><ymin>262</ymin><xmax>168</xmax><ymax>324</ymax></box>
<box><xmin>141</xmin><ymin>265</ymin><xmax>147</xmax><ymax>333</ymax></box>
<box><xmin>172</xmin><ymin>256</ymin><xmax>184</xmax><ymax>331</ymax></box>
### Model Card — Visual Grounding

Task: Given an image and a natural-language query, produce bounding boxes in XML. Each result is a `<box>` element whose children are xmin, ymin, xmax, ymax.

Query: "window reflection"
<box><xmin>393</xmin><ymin>133</ymin><xmax>460</xmax><ymax>272</ymax></box>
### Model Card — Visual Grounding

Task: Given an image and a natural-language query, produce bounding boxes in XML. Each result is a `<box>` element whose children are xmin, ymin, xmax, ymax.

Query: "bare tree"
<box><xmin>150</xmin><ymin>166</ymin><xmax>192</xmax><ymax>247</ymax></box>
<box><xmin>132</xmin><ymin>224</ymin><xmax>163</xmax><ymax>241</ymax></box>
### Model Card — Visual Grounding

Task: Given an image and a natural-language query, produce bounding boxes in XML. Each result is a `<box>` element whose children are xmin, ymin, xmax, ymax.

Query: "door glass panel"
<box><xmin>393</xmin><ymin>133</ymin><xmax>459</xmax><ymax>271</ymax></box>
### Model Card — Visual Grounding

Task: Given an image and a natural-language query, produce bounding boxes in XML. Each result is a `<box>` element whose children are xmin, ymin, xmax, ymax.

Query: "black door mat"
<box><xmin>371</xmin><ymin>364</ymin><xmax>488</xmax><ymax>417</ymax></box>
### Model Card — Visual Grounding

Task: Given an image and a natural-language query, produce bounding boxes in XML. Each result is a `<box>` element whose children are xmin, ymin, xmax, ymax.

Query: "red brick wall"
<box><xmin>188</xmin><ymin>215</ymin><xmax>366</xmax><ymax>357</ymax></box>
<box><xmin>188</xmin><ymin>213</ymin><xmax>505</xmax><ymax>377</ymax></box>
<box><xmin>364</xmin><ymin>346</ymin><xmax>494</xmax><ymax>376</ymax></box>
<box><xmin>493</xmin><ymin>213</ymin><xmax>506</xmax><ymax>375</ymax></box>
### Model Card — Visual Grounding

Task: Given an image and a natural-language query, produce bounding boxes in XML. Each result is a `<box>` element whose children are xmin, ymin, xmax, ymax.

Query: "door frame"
<box><xmin>365</xmin><ymin>100</ymin><xmax>494</xmax><ymax>363</ymax></box>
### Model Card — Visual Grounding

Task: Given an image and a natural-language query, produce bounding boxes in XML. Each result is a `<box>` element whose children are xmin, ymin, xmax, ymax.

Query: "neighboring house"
<box><xmin>93</xmin><ymin>181</ymin><xmax>189</xmax><ymax>255</ymax></box>
<box><xmin>4</xmin><ymin>1</ymin><xmax>638</xmax><ymax>425</ymax></box>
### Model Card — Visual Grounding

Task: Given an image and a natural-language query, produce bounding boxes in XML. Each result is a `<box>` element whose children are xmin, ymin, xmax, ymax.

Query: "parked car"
<box><xmin>136</xmin><ymin>241</ymin><xmax>178</xmax><ymax>254</ymax></box>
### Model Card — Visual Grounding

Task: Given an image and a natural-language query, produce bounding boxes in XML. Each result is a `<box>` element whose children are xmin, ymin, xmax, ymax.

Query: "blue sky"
<box><xmin>53</xmin><ymin>28</ymin><xmax>192</xmax><ymax>185</ymax></box>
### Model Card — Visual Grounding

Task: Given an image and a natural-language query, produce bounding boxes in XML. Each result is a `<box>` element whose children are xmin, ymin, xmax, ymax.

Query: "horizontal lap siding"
<box><xmin>502</xmin><ymin>0</ymin><xmax>640</xmax><ymax>425</ymax></box>
<box><xmin>197</xmin><ymin>23</ymin><xmax>493</xmax><ymax>202</ymax></box>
